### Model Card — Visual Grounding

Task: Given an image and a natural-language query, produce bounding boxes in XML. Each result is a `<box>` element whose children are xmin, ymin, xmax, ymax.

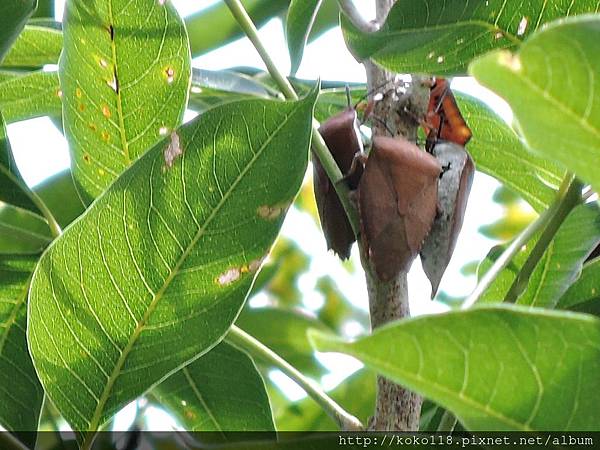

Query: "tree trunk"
<box><xmin>364</xmin><ymin>0</ymin><xmax>429</xmax><ymax>431</ymax></box>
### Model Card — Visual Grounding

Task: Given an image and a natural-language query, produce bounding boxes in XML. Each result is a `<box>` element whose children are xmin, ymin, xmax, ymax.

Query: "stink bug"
<box><xmin>420</xmin><ymin>142</ymin><xmax>475</xmax><ymax>297</ymax></box>
<box><xmin>358</xmin><ymin>136</ymin><xmax>441</xmax><ymax>281</ymax></box>
<box><xmin>314</xmin><ymin>100</ymin><xmax>364</xmax><ymax>260</ymax></box>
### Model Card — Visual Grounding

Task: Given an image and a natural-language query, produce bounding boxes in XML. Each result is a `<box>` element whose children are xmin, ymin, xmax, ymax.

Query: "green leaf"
<box><xmin>0</xmin><ymin>203</ymin><xmax>52</xmax><ymax>255</ymax></box>
<box><xmin>559</xmin><ymin>258</ymin><xmax>600</xmax><ymax>310</ymax></box>
<box><xmin>341</xmin><ymin>1</ymin><xmax>600</xmax><ymax>75</ymax></box>
<box><xmin>310</xmin><ymin>305</ymin><xmax>600</xmax><ymax>431</ymax></box>
<box><xmin>34</xmin><ymin>169</ymin><xmax>86</xmax><ymax>229</ymax></box>
<box><xmin>286</xmin><ymin>0</ymin><xmax>323</xmax><ymax>76</ymax></box>
<box><xmin>0</xmin><ymin>255</ymin><xmax>44</xmax><ymax>447</ymax></box>
<box><xmin>456</xmin><ymin>93</ymin><xmax>563</xmax><ymax>212</ymax></box>
<box><xmin>152</xmin><ymin>342</ymin><xmax>274</xmax><ymax>432</ymax></box>
<box><xmin>471</xmin><ymin>16</ymin><xmax>600</xmax><ymax>193</ymax></box>
<box><xmin>0</xmin><ymin>70</ymin><xmax>62</xmax><ymax>123</ymax></box>
<box><xmin>33</xmin><ymin>0</ymin><xmax>55</xmax><ymax>19</ymax></box>
<box><xmin>28</xmin><ymin>92</ymin><xmax>317</xmax><ymax>434</ymax></box>
<box><xmin>60</xmin><ymin>0</ymin><xmax>191</xmax><ymax>202</ymax></box>
<box><xmin>0</xmin><ymin>111</ymin><xmax>37</xmax><ymax>212</ymax></box>
<box><xmin>188</xmin><ymin>68</ymin><xmax>275</xmax><ymax>114</ymax></box>
<box><xmin>517</xmin><ymin>203</ymin><xmax>600</xmax><ymax>308</ymax></box>
<box><xmin>236</xmin><ymin>306</ymin><xmax>329</xmax><ymax>377</ymax></box>
<box><xmin>275</xmin><ymin>369</ymin><xmax>375</xmax><ymax>431</ymax></box>
<box><xmin>1</xmin><ymin>25</ymin><xmax>63</xmax><ymax>68</ymax></box>
<box><xmin>0</xmin><ymin>0</ymin><xmax>37</xmax><ymax>63</ymax></box>
<box><xmin>477</xmin><ymin>204</ymin><xmax>600</xmax><ymax>305</ymax></box>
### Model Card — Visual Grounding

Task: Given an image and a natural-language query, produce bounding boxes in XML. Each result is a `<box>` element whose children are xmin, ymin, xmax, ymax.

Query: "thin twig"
<box><xmin>223</xmin><ymin>0</ymin><xmax>360</xmax><ymax>236</ymax></box>
<box><xmin>0</xmin><ymin>433</ymin><xmax>29</xmax><ymax>450</ymax></box>
<box><xmin>227</xmin><ymin>325</ymin><xmax>364</xmax><ymax>431</ymax></box>
<box><xmin>504</xmin><ymin>175</ymin><xmax>582</xmax><ymax>303</ymax></box>
<box><xmin>462</xmin><ymin>173</ymin><xmax>580</xmax><ymax>309</ymax></box>
<box><xmin>337</xmin><ymin>0</ymin><xmax>377</xmax><ymax>32</ymax></box>
<box><xmin>1</xmin><ymin>167</ymin><xmax>62</xmax><ymax>238</ymax></box>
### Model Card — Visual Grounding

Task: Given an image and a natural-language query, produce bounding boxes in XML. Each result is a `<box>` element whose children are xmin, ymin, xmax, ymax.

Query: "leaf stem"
<box><xmin>0</xmin><ymin>433</ymin><xmax>29</xmax><ymax>450</ymax></box>
<box><xmin>1</xmin><ymin>167</ymin><xmax>62</xmax><ymax>238</ymax></box>
<box><xmin>504</xmin><ymin>174</ymin><xmax>582</xmax><ymax>303</ymax></box>
<box><xmin>462</xmin><ymin>174</ymin><xmax>580</xmax><ymax>309</ymax></box>
<box><xmin>227</xmin><ymin>325</ymin><xmax>364</xmax><ymax>431</ymax></box>
<box><xmin>224</xmin><ymin>0</ymin><xmax>361</xmax><ymax>236</ymax></box>
<box><xmin>437</xmin><ymin>410</ymin><xmax>457</xmax><ymax>432</ymax></box>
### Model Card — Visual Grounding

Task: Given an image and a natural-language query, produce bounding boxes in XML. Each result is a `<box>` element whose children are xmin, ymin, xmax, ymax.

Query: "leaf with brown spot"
<box><xmin>60</xmin><ymin>0</ymin><xmax>191</xmax><ymax>202</ymax></box>
<box><xmin>314</xmin><ymin>107</ymin><xmax>364</xmax><ymax>259</ymax></box>
<box><xmin>420</xmin><ymin>142</ymin><xmax>474</xmax><ymax>297</ymax></box>
<box><xmin>359</xmin><ymin>136</ymin><xmax>441</xmax><ymax>281</ymax></box>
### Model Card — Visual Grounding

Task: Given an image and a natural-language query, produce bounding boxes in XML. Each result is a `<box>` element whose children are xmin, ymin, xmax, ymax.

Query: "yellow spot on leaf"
<box><xmin>217</xmin><ymin>268</ymin><xmax>241</xmax><ymax>286</ymax></box>
<box><xmin>498</xmin><ymin>51</ymin><xmax>522</xmax><ymax>72</ymax></box>
<box><xmin>78</xmin><ymin>103</ymin><xmax>85</xmax><ymax>111</ymax></box>
<box><xmin>101</xmin><ymin>131</ymin><xmax>110</xmax><ymax>142</ymax></box>
<box><xmin>102</xmin><ymin>105</ymin><xmax>111</xmax><ymax>118</ymax></box>
<box><xmin>165</xmin><ymin>67</ymin><xmax>175</xmax><ymax>84</ymax></box>
<box><xmin>98</xmin><ymin>169</ymin><xmax>106</xmax><ymax>176</ymax></box>
<box><xmin>75</xmin><ymin>87</ymin><xmax>82</xmax><ymax>98</ymax></box>
<box><xmin>257</xmin><ymin>204</ymin><xmax>288</xmax><ymax>220</ymax></box>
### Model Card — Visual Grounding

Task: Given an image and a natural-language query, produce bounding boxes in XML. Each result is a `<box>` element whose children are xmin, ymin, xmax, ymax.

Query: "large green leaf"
<box><xmin>517</xmin><ymin>203</ymin><xmax>600</xmax><ymax>308</ymax></box>
<box><xmin>0</xmin><ymin>203</ymin><xmax>52</xmax><ymax>255</ymax></box>
<box><xmin>1</xmin><ymin>25</ymin><xmax>63</xmax><ymax>68</ymax></box>
<box><xmin>60</xmin><ymin>0</ymin><xmax>191</xmax><ymax>201</ymax></box>
<box><xmin>153</xmin><ymin>342</ymin><xmax>274</xmax><ymax>432</ymax></box>
<box><xmin>236</xmin><ymin>306</ymin><xmax>329</xmax><ymax>377</ymax></box>
<box><xmin>310</xmin><ymin>306</ymin><xmax>600</xmax><ymax>431</ymax></box>
<box><xmin>471</xmin><ymin>16</ymin><xmax>600</xmax><ymax>194</ymax></box>
<box><xmin>28</xmin><ymin>92</ymin><xmax>317</xmax><ymax>435</ymax></box>
<box><xmin>476</xmin><ymin>204</ymin><xmax>600</xmax><ymax>305</ymax></box>
<box><xmin>456</xmin><ymin>93</ymin><xmax>563</xmax><ymax>212</ymax></box>
<box><xmin>559</xmin><ymin>258</ymin><xmax>600</xmax><ymax>310</ymax></box>
<box><xmin>286</xmin><ymin>0</ymin><xmax>322</xmax><ymax>75</ymax></box>
<box><xmin>0</xmin><ymin>0</ymin><xmax>37</xmax><ymax>63</ymax></box>
<box><xmin>0</xmin><ymin>111</ymin><xmax>37</xmax><ymax>212</ymax></box>
<box><xmin>0</xmin><ymin>70</ymin><xmax>61</xmax><ymax>123</ymax></box>
<box><xmin>0</xmin><ymin>255</ymin><xmax>44</xmax><ymax>447</ymax></box>
<box><xmin>342</xmin><ymin>0</ymin><xmax>600</xmax><ymax>75</ymax></box>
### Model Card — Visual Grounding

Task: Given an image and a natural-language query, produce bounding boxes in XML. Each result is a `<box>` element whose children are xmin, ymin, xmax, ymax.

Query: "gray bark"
<box><xmin>363</xmin><ymin>0</ymin><xmax>429</xmax><ymax>431</ymax></box>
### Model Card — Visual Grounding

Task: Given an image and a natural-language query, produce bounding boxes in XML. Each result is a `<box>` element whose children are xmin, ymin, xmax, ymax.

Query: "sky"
<box><xmin>5</xmin><ymin>0</ymin><xmax>517</xmax><ymax>426</ymax></box>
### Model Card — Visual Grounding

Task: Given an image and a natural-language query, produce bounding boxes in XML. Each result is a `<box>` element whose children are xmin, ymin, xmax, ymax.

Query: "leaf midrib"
<box><xmin>182</xmin><ymin>366</ymin><xmax>224</xmax><ymax>433</ymax></box>
<box><xmin>371</xmin><ymin>19</ymin><xmax>522</xmax><ymax>47</ymax></box>
<box><xmin>107</xmin><ymin>0</ymin><xmax>131</xmax><ymax>165</ymax></box>
<box><xmin>86</xmin><ymin>100</ymin><xmax>307</xmax><ymax>432</ymax></box>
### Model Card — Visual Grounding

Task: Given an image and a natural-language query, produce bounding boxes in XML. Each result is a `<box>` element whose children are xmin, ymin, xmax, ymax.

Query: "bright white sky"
<box><xmin>6</xmin><ymin>1</ymin><xmax>515</xmax><ymax>423</ymax></box>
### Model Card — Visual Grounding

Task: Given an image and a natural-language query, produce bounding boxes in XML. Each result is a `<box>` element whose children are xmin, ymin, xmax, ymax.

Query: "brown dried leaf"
<box><xmin>313</xmin><ymin>108</ymin><xmax>364</xmax><ymax>259</ymax></box>
<box><xmin>420</xmin><ymin>142</ymin><xmax>474</xmax><ymax>297</ymax></box>
<box><xmin>359</xmin><ymin>136</ymin><xmax>441</xmax><ymax>281</ymax></box>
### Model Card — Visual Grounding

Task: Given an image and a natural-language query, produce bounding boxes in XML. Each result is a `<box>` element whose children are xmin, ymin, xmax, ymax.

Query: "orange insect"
<box><xmin>424</xmin><ymin>78</ymin><xmax>472</xmax><ymax>151</ymax></box>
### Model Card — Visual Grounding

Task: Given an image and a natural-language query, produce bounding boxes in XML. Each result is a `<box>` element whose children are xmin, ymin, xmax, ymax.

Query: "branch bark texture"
<box><xmin>364</xmin><ymin>0</ymin><xmax>428</xmax><ymax>431</ymax></box>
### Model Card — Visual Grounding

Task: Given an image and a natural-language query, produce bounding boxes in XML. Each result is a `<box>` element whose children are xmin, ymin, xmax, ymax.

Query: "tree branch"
<box><xmin>362</xmin><ymin>0</ymin><xmax>427</xmax><ymax>431</ymax></box>
<box><xmin>227</xmin><ymin>325</ymin><xmax>364</xmax><ymax>431</ymax></box>
<box><xmin>337</xmin><ymin>0</ymin><xmax>377</xmax><ymax>33</ymax></box>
